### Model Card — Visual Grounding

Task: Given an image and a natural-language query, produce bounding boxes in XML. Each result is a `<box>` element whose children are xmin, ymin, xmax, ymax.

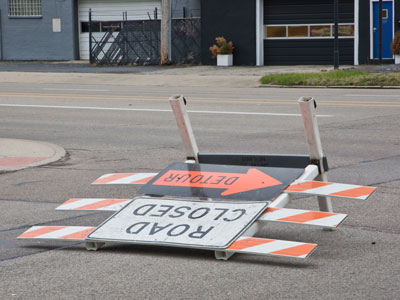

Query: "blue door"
<box><xmin>373</xmin><ymin>1</ymin><xmax>393</xmax><ymax>59</ymax></box>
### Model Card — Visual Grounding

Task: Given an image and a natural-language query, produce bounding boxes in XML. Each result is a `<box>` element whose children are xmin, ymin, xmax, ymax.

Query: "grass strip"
<box><xmin>260</xmin><ymin>71</ymin><xmax>400</xmax><ymax>86</ymax></box>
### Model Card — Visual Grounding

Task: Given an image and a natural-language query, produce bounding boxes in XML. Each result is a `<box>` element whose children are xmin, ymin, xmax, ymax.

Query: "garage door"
<box><xmin>263</xmin><ymin>0</ymin><xmax>354</xmax><ymax>65</ymax></box>
<box><xmin>79</xmin><ymin>0</ymin><xmax>161</xmax><ymax>60</ymax></box>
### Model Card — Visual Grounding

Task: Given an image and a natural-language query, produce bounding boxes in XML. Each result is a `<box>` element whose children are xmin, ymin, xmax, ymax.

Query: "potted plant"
<box><xmin>391</xmin><ymin>31</ymin><xmax>400</xmax><ymax>64</ymax></box>
<box><xmin>209</xmin><ymin>37</ymin><xmax>234</xmax><ymax>66</ymax></box>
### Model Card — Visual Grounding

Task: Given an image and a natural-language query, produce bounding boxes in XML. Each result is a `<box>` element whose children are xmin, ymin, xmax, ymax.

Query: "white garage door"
<box><xmin>79</xmin><ymin>0</ymin><xmax>161</xmax><ymax>60</ymax></box>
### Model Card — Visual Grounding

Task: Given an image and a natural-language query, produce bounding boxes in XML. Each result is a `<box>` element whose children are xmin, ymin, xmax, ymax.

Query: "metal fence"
<box><xmin>89</xmin><ymin>10</ymin><xmax>201</xmax><ymax>66</ymax></box>
<box><xmin>171</xmin><ymin>18</ymin><xmax>201</xmax><ymax>64</ymax></box>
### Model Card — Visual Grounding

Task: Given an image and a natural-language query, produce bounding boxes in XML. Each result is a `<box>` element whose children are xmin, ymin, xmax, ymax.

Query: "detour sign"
<box><xmin>87</xmin><ymin>197</ymin><xmax>268</xmax><ymax>249</ymax></box>
<box><xmin>139</xmin><ymin>163</ymin><xmax>304</xmax><ymax>201</ymax></box>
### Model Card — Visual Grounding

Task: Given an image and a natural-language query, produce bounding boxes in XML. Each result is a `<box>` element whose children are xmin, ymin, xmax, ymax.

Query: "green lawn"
<box><xmin>260</xmin><ymin>71</ymin><xmax>400</xmax><ymax>86</ymax></box>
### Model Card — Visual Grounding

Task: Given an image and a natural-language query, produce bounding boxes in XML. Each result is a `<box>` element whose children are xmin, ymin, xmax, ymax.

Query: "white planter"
<box><xmin>395</xmin><ymin>55</ymin><xmax>400</xmax><ymax>64</ymax></box>
<box><xmin>217</xmin><ymin>54</ymin><xmax>233</xmax><ymax>66</ymax></box>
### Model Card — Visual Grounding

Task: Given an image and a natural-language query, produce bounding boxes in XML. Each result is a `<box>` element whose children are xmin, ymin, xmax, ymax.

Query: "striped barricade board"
<box><xmin>18</xmin><ymin>225</ymin><xmax>317</xmax><ymax>259</ymax></box>
<box><xmin>56</xmin><ymin>198</ymin><xmax>348</xmax><ymax>228</ymax></box>
<box><xmin>93</xmin><ymin>173</ymin><xmax>376</xmax><ymax>201</ymax></box>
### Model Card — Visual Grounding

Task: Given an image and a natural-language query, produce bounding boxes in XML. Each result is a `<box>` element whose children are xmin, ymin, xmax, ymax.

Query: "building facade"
<box><xmin>0</xmin><ymin>0</ymin><xmax>399</xmax><ymax>65</ymax></box>
<box><xmin>202</xmin><ymin>0</ymin><xmax>400</xmax><ymax>65</ymax></box>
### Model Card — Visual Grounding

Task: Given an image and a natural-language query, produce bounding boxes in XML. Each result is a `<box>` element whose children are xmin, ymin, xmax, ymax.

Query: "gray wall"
<box><xmin>0</xmin><ymin>0</ymin><xmax>78</xmax><ymax>60</ymax></box>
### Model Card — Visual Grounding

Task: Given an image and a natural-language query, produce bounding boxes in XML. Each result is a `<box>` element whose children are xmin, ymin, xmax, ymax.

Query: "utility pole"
<box><xmin>161</xmin><ymin>0</ymin><xmax>171</xmax><ymax>65</ymax></box>
<box><xmin>379</xmin><ymin>0</ymin><xmax>383</xmax><ymax>64</ymax></box>
<box><xmin>333</xmin><ymin>0</ymin><xmax>339</xmax><ymax>69</ymax></box>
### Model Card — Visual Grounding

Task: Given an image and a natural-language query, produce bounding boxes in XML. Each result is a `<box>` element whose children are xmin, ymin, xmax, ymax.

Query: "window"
<box><xmin>288</xmin><ymin>26</ymin><xmax>308</xmax><ymax>37</ymax></box>
<box><xmin>266</xmin><ymin>26</ymin><xmax>286</xmax><ymax>38</ymax></box>
<box><xmin>310</xmin><ymin>25</ymin><xmax>331</xmax><ymax>37</ymax></box>
<box><xmin>8</xmin><ymin>0</ymin><xmax>42</xmax><ymax>17</ymax></box>
<box><xmin>338</xmin><ymin>25</ymin><xmax>354</xmax><ymax>37</ymax></box>
<box><xmin>265</xmin><ymin>23</ymin><xmax>354</xmax><ymax>39</ymax></box>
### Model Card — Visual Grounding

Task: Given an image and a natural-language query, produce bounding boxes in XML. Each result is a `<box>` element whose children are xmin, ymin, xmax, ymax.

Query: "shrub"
<box><xmin>209</xmin><ymin>37</ymin><xmax>234</xmax><ymax>59</ymax></box>
<box><xmin>391</xmin><ymin>31</ymin><xmax>400</xmax><ymax>55</ymax></box>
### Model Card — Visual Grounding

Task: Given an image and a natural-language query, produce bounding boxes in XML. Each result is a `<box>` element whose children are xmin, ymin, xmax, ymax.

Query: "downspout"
<box><xmin>256</xmin><ymin>0</ymin><xmax>264</xmax><ymax>66</ymax></box>
<box><xmin>354</xmin><ymin>0</ymin><xmax>359</xmax><ymax>65</ymax></box>
<box><xmin>0</xmin><ymin>9</ymin><xmax>3</xmax><ymax>60</ymax></box>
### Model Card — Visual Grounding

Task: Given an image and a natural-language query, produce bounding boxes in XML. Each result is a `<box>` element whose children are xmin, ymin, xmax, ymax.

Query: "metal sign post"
<box><xmin>333</xmin><ymin>0</ymin><xmax>339</xmax><ymax>69</ymax></box>
<box><xmin>169</xmin><ymin>95</ymin><xmax>199</xmax><ymax>162</ymax></box>
<box><xmin>298</xmin><ymin>97</ymin><xmax>333</xmax><ymax>212</ymax></box>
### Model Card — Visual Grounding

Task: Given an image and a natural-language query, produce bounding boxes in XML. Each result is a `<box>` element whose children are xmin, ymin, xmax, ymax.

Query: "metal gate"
<box><xmin>89</xmin><ymin>11</ymin><xmax>161</xmax><ymax>65</ymax></box>
<box><xmin>89</xmin><ymin>10</ymin><xmax>201</xmax><ymax>65</ymax></box>
<box><xmin>171</xmin><ymin>18</ymin><xmax>201</xmax><ymax>64</ymax></box>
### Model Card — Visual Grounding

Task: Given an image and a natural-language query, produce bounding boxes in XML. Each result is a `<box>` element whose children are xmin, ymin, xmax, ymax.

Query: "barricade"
<box><xmin>18</xmin><ymin>96</ymin><xmax>376</xmax><ymax>261</ymax></box>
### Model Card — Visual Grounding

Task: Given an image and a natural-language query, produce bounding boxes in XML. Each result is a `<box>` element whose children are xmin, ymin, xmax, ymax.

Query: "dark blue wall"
<box><xmin>201</xmin><ymin>0</ymin><xmax>256</xmax><ymax>65</ymax></box>
<box><xmin>0</xmin><ymin>0</ymin><xmax>78</xmax><ymax>60</ymax></box>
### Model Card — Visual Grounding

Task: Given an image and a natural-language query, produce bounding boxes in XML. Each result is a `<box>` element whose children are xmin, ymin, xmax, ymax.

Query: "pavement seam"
<box><xmin>0</xmin><ymin>212</ymin><xmax>101</xmax><ymax>233</ymax></box>
<box><xmin>0</xmin><ymin>243</ymin><xmax>84</xmax><ymax>263</ymax></box>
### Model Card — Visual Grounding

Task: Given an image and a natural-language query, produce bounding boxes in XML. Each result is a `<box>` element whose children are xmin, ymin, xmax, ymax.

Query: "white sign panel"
<box><xmin>52</xmin><ymin>18</ymin><xmax>61</xmax><ymax>32</ymax></box>
<box><xmin>87</xmin><ymin>197</ymin><xmax>268</xmax><ymax>249</ymax></box>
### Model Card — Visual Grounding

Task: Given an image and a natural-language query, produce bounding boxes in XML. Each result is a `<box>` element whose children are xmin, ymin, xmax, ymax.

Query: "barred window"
<box><xmin>8</xmin><ymin>0</ymin><xmax>42</xmax><ymax>17</ymax></box>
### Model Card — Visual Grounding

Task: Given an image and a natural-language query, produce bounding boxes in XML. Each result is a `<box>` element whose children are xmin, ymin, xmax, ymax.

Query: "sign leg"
<box><xmin>298</xmin><ymin>97</ymin><xmax>333</xmax><ymax>212</ymax></box>
<box><xmin>169</xmin><ymin>95</ymin><xmax>199</xmax><ymax>162</ymax></box>
<box><xmin>85</xmin><ymin>241</ymin><xmax>105</xmax><ymax>251</ymax></box>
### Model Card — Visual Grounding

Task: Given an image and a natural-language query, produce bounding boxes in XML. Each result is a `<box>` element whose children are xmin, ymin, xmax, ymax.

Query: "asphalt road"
<box><xmin>0</xmin><ymin>78</ymin><xmax>399</xmax><ymax>299</ymax></box>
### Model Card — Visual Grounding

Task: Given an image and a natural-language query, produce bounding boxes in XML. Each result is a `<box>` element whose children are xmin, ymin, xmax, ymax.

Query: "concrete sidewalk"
<box><xmin>0</xmin><ymin>139</ymin><xmax>66</xmax><ymax>172</ymax></box>
<box><xmin>0</xmin><ymin>62</ymin><xmax>341</xmax><ymax>88</ymax></box>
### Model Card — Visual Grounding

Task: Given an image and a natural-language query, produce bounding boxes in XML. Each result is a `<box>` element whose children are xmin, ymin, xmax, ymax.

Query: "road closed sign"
<box><xmin>87</xmin><ymin>197</ymin><xmax>268</xmax><ymax>249</ymax></box>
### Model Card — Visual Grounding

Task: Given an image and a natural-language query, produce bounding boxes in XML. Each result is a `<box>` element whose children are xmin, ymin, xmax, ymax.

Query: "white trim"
<box><xmin>370</xmin><ymin>0</ymin><xmax>395</xmax><ymax>59</ymax></box>
<box><xmin>354</xmin><ymin>0</ymin><xmax>359</xmax><ymax>65</ymax></box>
<box><xmin>256</xmin><ymin>0</ymin><xmax>264</xmax><ymax>66</ymax></box>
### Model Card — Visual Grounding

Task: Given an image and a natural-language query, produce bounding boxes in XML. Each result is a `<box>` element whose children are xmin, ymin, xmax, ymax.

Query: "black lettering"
<box><xmin>149</xmin><ymin>205</ymin><xmax>174</xmax><ymax>217</ymax></box>
<box><xmin>169</xmin><ymin>206</ymin><xmax>191</xmax><ymax>218</ymax></box>
<box><xmin>126</xmin><ymin>222</ymin><xmax>150</xmax><ymax>234</ymax></box>
<box><xmin>210</xmin><ymin>176</ymin><xmax>226</xmax><ymax>185</ymax></box>
<box><xmin>201</xmin><ymin>175</ymin><xmax>213</xmax><ymax>184</ymax></box>
<box><xmin>224</xmin><ymin>176</ymin><xmax>239</xmax><ymax>185</ymax></box>
<box><xmin>149</xmin><ymin>223</ymin><xmax>172</xmax><ymax>235</ymax></box>
<box><xmin>177</xmin><ymin>174</ymin><xmax>191</xmax><ymax>183</ymax></box>
<box><xmin>188</xmin><ymin>207</ymin><xmax>210</xmax><ymax>219</ymax></box>
<box><xmin>167</xmin><ymin>224</ymin><xmax>190</xmax><ymax>236</ymax></box>
<box><xmin>190</xmin><ymin>175</ymin><xmax>204</xmax><ymax>183</ymax></box>
<box><xmin>132</xmin><ymin>204</ymin><xmax>156</xmax><ymax>216</ymax></box>
<box><xmin>163</xmin><ymin>173</ymin><xmax>180</xmax><ymax>182</ymax></box>
<box><xmin>213</xmin><ymin>208</ymin><xmax>229</xmax><ymax>220</ymax></box>
<box><xmin>223</xmin><ymin>209</ymin><xmax>246</xmax><ymax>222</ymax></box>
<box><xmin>188</xmin><ymin>226</ymin><xmax>215</xmax><ymax>239</ymax></box>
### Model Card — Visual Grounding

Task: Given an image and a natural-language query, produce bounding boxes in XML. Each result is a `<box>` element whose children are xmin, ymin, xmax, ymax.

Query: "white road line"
<box><xmin>0</xmin><ymin>103</ymin><xmax>333</xmax><ymax>117</ymax></box>
<box><xmin>344</xmin><ymin>94</ymin><xmax>399</xmax><ymax>98</ymax></box>
<box><xmin>43</xmin><ymin>88</ymin><xmax>109</xmax><ymax>92</ymax></box>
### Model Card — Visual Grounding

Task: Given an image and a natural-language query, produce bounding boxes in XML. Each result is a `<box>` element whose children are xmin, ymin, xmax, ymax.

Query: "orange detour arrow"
<box><xmin>152</xmin><ymin>168</ymin><xmax>283</xmax><ymax>196</ymax></box>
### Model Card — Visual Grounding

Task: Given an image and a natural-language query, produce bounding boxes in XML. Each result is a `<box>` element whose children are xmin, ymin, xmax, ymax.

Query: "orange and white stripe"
<box><xmin>92</xmin><ymin>173</ymin><xmax>375</xmax><ymax>200</ymax></box>
<box><xmin>226</xmin><ymin>237</ymin><xmax>317</xmax><ymax>259</ymax></box>
<box><xmin>56</xmin><ymin>198</ymin><xmax>131</xmax><ymax>211</ymax></box>
<box><xmin>285</xmin><ymin>181</ymin><xmax>376</xmax><ymax>200</ymax></box>
<box><xmin>258</xmin><ymin>207</ymin><xmax>347</xmax><ymax>228</ymax></box>
<box><xmin>92</xmin><ymin>173</ymin><xmax>157</xmax><ymax>185</ymax></box>
<box><xmin>18</xmin><ymin>226</ymin><xmax>95</xmax><ymax>240</ymax></box>
<box><xmin>18</xmin><ymin>226</ymin><xmax>316</xmax><ymax>259</ymax></box>
<box><xmin>56</xmin><ymin>198</ymin><xmax>346</xmax><ymax>228</ymax></box>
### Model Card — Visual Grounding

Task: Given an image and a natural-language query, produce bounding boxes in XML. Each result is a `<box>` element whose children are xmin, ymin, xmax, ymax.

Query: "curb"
<box><xmin>0</xmin><ymin>139</ymin><xmax>66</xmax><ymax>173</ymax></box>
